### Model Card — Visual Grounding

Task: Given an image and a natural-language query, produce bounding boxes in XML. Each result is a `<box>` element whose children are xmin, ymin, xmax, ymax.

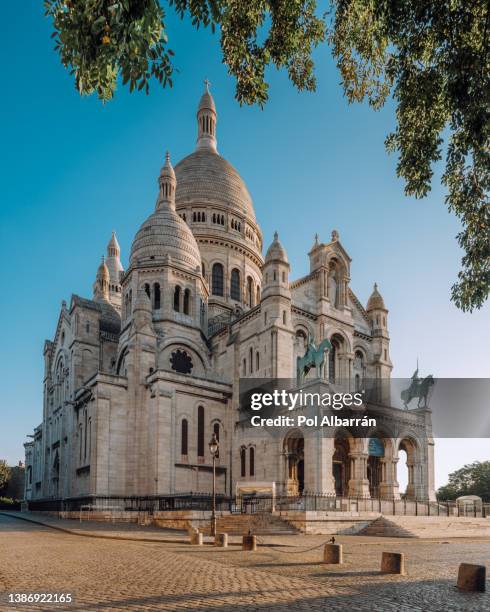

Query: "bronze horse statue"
<box><xmin>401</xmin><ymin>374</ymin><xmax>434</xmax><ymax>409</ymax></box>
<box><xmin>296</xmin><ymin>337</ymin><xmax>332</xmax><ymax>385</ymax></box>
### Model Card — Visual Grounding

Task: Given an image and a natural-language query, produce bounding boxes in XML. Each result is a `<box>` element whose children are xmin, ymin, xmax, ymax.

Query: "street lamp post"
<box><xmin>208</xmin><ymin>432</ymin><xmax>219</xmax><ymax>537</ymax></box>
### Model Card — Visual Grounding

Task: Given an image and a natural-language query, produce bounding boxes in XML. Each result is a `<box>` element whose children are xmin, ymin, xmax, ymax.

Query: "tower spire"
<box><xmin>157</xmin><ymin>151</ymin><xmax>177</xmax><ymax>210</ymax></box>
<box><xmin>196</xmin><ymin>81</ymin><xmax>217</xmax><ymax>153</ymax></box>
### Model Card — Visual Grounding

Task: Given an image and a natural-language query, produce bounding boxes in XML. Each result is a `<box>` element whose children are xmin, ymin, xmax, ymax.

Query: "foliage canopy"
<box><xmin>45</xmin><ymin>0</ymin><xmax>489</xmax><ymax>311</ymax></box>
<box><xmin>437</xmin><ymin>460</ymin><xmax>490</xmax><ymax>501</ymax></box>
<box><xmin>0</xmin><ymin>460</ymin><xmax>11</xmax><ymax>491</ymax></box>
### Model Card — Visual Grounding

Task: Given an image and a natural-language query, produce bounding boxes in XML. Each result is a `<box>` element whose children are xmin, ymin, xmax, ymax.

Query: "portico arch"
<box><xmin>397</xmin><ymin>436</ymin><xmax>421</xmax><ymax>500</ymax></box>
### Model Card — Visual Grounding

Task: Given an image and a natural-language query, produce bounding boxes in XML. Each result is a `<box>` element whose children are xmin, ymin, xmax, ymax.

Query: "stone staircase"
<box><xmin>200</xmin><ymin>512</ymin><xmax>299</xmax><ymax>535</ymax></box>
<box><xmin>358</xmin><ymin>516</ymin><xmax>490</xmax><ymax>538</ymax></box>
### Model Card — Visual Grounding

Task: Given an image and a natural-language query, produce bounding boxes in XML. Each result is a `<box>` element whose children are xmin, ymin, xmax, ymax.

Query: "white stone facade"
<box><xmin>24</xmin><ymin>86</ymin><xmax>436</xmax><ymax>504</ymax></box>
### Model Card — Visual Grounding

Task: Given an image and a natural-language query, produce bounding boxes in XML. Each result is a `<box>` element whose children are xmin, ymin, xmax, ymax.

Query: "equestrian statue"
<box><xmin>296</xmin><ymin>334</ymin><xmax>332</xmax><ymax>385</ymax></box>
<box><xmin>401</xmin><ymin>364</ymin><xmax>435</xmax><ymax>409</ymax></box>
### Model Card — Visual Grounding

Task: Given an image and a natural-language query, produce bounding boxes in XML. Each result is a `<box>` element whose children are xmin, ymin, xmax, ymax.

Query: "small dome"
<box><xmin>160</xmin><ymin>151</ymin><xmax>176</xmax><ymax>182</ymax></box>
<box><xmin>130</xmin><ymin>154</ymin><xmax>201</xmax><ymax>272</ymax></box>
<box><xmin>96</xmin><ymin>256</ymin><xmax>109</xmax><ymax>281</ymax></box>
<box><xmin>130</xmin><ymin>207</ymin><xmax>201</xmax><ymax>271</ymax></box>
<box><xmin>367</xmin><ymin>283</ymin><xmax>386</xmax><ymax>311</ymax></box>
<box><xmin>265</xmin><ymin>231</ymin><xmax>288</xmax><ymax>264</ymax></box>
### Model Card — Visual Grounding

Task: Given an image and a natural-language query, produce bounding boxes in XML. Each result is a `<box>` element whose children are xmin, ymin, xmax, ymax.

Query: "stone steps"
<box><xmin>358</xmin><ymin>516</ymin><xmax>490</xmax><ymax>538</ymax></box>
<box><xmin>200</xmin><ymin>513</ymin><xmax>299</xmax><ymax>535</ymax></box>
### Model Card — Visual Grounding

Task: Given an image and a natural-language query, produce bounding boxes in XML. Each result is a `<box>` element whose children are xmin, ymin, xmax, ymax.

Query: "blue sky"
<box><xmin>0</xmin><ymin>4</ymin><xmax>488</xmax><ymax>486</ymax></box>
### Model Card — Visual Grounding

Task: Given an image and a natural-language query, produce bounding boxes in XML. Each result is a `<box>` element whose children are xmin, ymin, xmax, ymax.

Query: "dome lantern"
<box><xmin>196</xmin><ymin>79</ymin><xmax>217</xmax><ymax>153</ymax></box>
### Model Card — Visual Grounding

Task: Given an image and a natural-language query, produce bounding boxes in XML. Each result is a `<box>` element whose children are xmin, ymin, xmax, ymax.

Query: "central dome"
<box><xmin>175</xmin><ymin>149</ymin><xmax>256</xmax><ymax>221</ymax></box>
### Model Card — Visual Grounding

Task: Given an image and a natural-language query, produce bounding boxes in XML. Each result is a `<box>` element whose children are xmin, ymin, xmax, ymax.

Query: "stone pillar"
<box><xmin>379</xmin><ymin>457</ymin><xmax>401</xmax><ymax>500</ymax></box>
<box><xmin>304</xmin><ymin>434</ymin><xmax>335</xmax><ymax>495</ymax></box>
<box><xmin>347</xmin><ymin>451</ymin><xmax>370</xmax><ymax>498</ymax></box>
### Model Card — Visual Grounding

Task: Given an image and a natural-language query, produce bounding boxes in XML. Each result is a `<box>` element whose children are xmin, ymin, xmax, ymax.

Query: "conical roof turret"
<box><xmin>366</xmin><ymin>283</ymin><xmax>387</xmax><ymax>311</ymax></box>
<box><xmin>265</xmin><ymin>231</ymin><xmax>289</xmax><ymax>264</ymax></box>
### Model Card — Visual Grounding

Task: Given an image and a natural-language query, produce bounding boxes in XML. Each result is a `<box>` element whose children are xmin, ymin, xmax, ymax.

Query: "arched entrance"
<box><xmin>332</xmin><ymin>437</ymin><xmax>350</xmax><ymax>496</ymax></box>
<box><xmin>398</xmin><ymin>437</ymin><xmax>419</xmax><ymax>499</ymax></box>
<box><xmin>284</xmin><ymin>431</ymin><xmax>304</xmax><ymax>496</ymax></box>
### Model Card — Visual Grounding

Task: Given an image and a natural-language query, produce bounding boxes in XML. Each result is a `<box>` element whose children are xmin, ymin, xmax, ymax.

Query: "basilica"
<box><xmin>24</xmin><ymin>86</ymin><xmax>436</xmax><ymax>505</ymax></box>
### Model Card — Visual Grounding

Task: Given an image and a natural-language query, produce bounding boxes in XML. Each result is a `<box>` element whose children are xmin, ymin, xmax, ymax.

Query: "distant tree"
<box><xmin>0</xmin><ymin>460</ymin><xmax>11</xmax><ymax>492</ymax></box>
<box><xmin>437</xmin><ymin>460</ymin><xmax>490</xmax><ymax>501</ymax></box>
<box><xmin>45</xmin><ymin>1</ymin><xmax>489</xmax><ymax>312</ymax></box>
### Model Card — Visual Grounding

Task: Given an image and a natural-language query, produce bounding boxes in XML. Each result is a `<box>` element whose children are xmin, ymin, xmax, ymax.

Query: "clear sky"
<box><xmin>0</xmin><ymin>4</ymin><xmax>488</xmax><ymax>488</ymax></box>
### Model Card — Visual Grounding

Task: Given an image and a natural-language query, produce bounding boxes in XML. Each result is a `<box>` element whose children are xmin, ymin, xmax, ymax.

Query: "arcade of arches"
<box><xmin>283</xmin><ymin>431</ymin><xmax>425</xmax><ymax>500</ymax></box>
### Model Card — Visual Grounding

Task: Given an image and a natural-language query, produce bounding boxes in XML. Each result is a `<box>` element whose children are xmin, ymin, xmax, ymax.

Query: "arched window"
<box><xmin>255</xmin><ymin>351</ymin><xmax>260</xmax><ymax>371</ymax></box>
<box><xmin>249</xmin><ymin>447</ymin><xmax>255</xmax><ymax>476</ymax></box>
<box><xmin>230</xmin><ymin>268</ymin><xmax>241</xmax><ymax>301</ymax></box>
<box><xmin>282</xmin><ymin>310</ymin><xmax>286</xmax><ymax>325</ymax></box>
<box><xmin>173</xmin><ymin>285</ymin><xmax>181</xmax><ymax>312</ymax></box>
<box><xmin>354</xmin><ymin>350</ymin><xmax>364</xmax><ymax>389</ymax></box>
<box><xmin>183</xmin><ymin>289</ymin><xmax>190</xmax><ymax>315</ymax></box>
<box><xmin>153</xmin><ymin>283</ymin><xmax>161</xmax><ymax>309</ymax></box>
<box><xmin>144</xmin><ymin>283</ymin><xmax>150</xmax><ymax>299</ymax></box>
<box><xmin>282</xmin><ymin>271</ymin><xmax>286</xmax><ymax>283</ymax></box>
<box><xmin>197</xmin><ymin>406</ymin><xmax>204</xmax><ymax>457</ymax></box>
<box><xmin>242</xmin><ymin>358</ymin><xmax>247</xmax><ymax>376</ymax></box>
<box><xmin>181</xmin><ymin>419</ymin><xmax>188</xmax><ymax>455</ymax></box>
<box><xmin>212</xmin><ymin>263</ymin><xmax>224</xmax><ymax>296</ymax></box>
<box><xmin>247</xmin><ymin>276</ymin><xmax>253</xmax><ymax>307</ymax></box>
<box><xmin>329</xmin><ymin>338</ymin><xmax>340</xmax><ymax>383</ymax></box>
<box><xmin>355</xmin><ymin>374</ymin><xmax>361</xmax><ymax>391</ymax></box>
<box><xmin>201</xmin><ymin>262</ymin><xmax>206</xmax><ymax>277</ymax></box>
<box><xmin>249</xmin><ymin>347</ymin><xmax>253</xmax><ymax>374</ymax></box>
<box><xmin>240</xmin><ymin>447</ymin><xmax>246</xmax><ymax>477</ymax></box>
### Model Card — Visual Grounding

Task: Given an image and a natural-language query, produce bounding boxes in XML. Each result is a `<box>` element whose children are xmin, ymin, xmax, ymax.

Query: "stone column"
<box><xmin>347</xmin><ymin>451</ymin><xmax>370</xmax><ymax>498</ymax></box>
<box><xmin>304</xmin><ymin>434</ymin><xmax>335</xmax><ymax>494</ymax></box>
<box><xmin>379</xmin><ymin>457</ymin><xmax>401</xmax><ymax>500</ymax></box>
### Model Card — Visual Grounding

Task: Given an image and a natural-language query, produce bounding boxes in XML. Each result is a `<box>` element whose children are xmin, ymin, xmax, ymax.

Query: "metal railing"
<box><xmin>24</xmin><ymin>493</ymin><xmax>490</xmax><ymax>518</ymax></box>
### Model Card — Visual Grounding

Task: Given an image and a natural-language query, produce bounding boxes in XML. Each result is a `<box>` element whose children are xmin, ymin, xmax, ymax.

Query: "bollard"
<box><xmin>381</xmin><ymin>552</ymin><xmax>405</xmax><ymax>575</ymax></box>
<box><xmin>215</xmin><ymin>532</ymin><xmax>228</xmax><ymax>548</ymax></box>
<box><xmin>242</xmin><ymin>534</ymin><xmax>257</xmax><ymax>551</ymax></box>
<box><xmin>457</xmin><ymin>563</ymin><xmax>486</xmax><ymax>592</ymax></box>
<box><xmin>189</xmin><ymin>529</ymin><xmax>203</xmax><ymax>546</ymax></box>
<box><xmin>323</xmin><ymin>543</ymin><xmax>343</xmax><ymax>564</ymax></box>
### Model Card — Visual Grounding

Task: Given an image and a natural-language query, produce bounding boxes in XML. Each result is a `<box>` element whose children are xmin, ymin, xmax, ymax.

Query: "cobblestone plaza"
<box><xmin>1</xmin><ymin>514</ymin><xmax>488</xmax><ymax>611</ymax></box>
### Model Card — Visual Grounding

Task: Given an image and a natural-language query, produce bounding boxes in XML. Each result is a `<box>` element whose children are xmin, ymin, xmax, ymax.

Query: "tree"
<box><xmin>437</xmin><ymin>460</ymin><xmax>490</xmax><ymax>501</ymax></box>
<box><xmin>0</xmin><ymin>460</ymin><xmax>11</xmax><ymax>492</ymax></box>
<box><xmin>45</xmin><ymin>1</ymin><xmax>489</xmax><ymax>311</ymax></box>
